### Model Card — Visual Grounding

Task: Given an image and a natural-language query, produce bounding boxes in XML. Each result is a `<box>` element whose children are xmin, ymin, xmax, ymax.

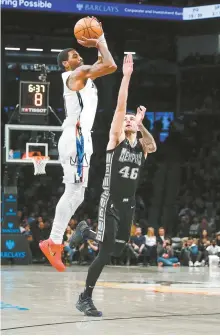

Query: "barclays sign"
<box><xmin>5</xmin><ymin>208</ymin><xmax>17</xmax><ymax>216</ymax></box>
<box><xmin>5</xmin><ymin>194</ymin><xmax>16</xmax><ymax>203</ymax></box>
<box><xmin>76</xmin><ymin>3</ymin><xmax>119</xmax><ymax>13</ymax></box>
<box><xmin>1</xmin><ymin>222</ymin><xmax>20</xmax><ymax>234</ymax></box>
<box><xmin>1</xmin><ymin>240</ymin><xmax>26</xmax><ymax>258</ymax></box>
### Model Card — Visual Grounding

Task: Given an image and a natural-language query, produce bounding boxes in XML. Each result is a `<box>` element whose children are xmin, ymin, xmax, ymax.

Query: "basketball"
<box><xmin>74</xmin><ymin>17</ymin><xmax>103</xmax><ymax>40</ymax></box>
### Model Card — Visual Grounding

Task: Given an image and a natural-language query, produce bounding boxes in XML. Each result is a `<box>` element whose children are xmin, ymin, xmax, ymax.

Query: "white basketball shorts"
<box><xmin>58</xmin><ymin>126</ymin><xmax>93</xmax><ymax>186</ymax></box>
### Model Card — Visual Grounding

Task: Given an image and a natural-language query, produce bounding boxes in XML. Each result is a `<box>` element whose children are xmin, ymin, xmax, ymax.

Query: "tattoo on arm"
<box><xmin>139</xmin><ymin>123</ymin><xmax>157</xmax><ymax>154</ymax></box>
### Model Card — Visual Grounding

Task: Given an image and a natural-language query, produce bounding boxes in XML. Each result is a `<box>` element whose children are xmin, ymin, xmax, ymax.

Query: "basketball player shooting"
<box><xmin>39</xmin><ymin>17</ymin><xmax>117</xmax><ymax>272</ymax></box>
<box><xmin>70</xmin><ymin>54</ymin><xmax>157</xmax><ymax>316</ymax></box>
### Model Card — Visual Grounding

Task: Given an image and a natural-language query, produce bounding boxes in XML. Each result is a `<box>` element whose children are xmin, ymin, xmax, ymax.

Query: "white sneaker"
<box><xmin>189</xmin><ymin>261</ymin><xmax>194</xmax><ymax>267</ymax></box>
<box><xmin>201</xmin><ymin>260</ymin><xmax>206</xmax><ymax>267</ymax></box>
<box><xmin>194</xmin><ymin>261</ymin><xmax>201</xmax><ymax>267</ymax></box>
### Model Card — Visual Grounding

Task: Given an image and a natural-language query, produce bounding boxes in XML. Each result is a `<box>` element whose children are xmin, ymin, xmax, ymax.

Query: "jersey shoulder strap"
<box><xmin>62</xmin><ymin>71</ymin><xmax>72</xmax><ymax>94</ymax></box>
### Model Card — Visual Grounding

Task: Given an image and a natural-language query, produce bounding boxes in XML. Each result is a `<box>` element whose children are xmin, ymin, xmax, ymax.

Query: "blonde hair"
<box><xmin>193</xmin><ymin>238</ymin><xmax>198</xmax><ymax>244</ymax></box>
<box><xmin>147</xmin><ymin>227</ymin><xmax>154</xmax><ymax>237</ymax></box>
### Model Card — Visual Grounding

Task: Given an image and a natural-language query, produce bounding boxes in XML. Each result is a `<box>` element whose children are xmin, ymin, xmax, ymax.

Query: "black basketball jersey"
<box><xmin>102</xmin><ymin>138</ymin><xmax>145</xmax><ymax>200</ymax></box>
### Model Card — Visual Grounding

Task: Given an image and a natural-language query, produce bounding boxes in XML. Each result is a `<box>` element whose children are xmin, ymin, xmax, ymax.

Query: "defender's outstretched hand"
<box><xmin>122</xmin><ymin>53</ymin><xmax>133</xmax><ymax>77</ymax></box>
<box><xmin>136</xmin><ymin>105</ymin><xmax>146</xmax><ymax>126</ymax></box>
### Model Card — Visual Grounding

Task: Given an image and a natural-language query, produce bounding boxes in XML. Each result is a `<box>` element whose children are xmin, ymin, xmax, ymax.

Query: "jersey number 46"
<box><xmin>119</xmin><ymin>166</ymin><xmax>138</xmax><ymax>180</ymax></box>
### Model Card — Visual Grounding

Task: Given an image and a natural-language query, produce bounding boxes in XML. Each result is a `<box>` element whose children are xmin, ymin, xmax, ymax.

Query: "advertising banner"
<box><xmin>1</xmin><ymin>187</ymin><xmax>20</xmax><ymax>234</ymax></box>
<box><xmin>1</xmin><ymin>234</ymin><xmax>32</xmax><ymax>265</ymax></box>
<box><xmin>1</xmin><ymin>0</ymin><xmax>183</xmax><ymax>20</ymax></box>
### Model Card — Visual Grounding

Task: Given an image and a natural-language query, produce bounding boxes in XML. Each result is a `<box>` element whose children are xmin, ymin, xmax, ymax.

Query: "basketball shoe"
<box><xmin>69</xmin><ymin>220</ymin><xmax>96</xmax><ymax>248</ymax></box>
<box><xmin>39</xmin><ymin>238</ymin><xmax>65</xmax><ymax>272</ymax></box>
<box><xmin>76</xmin><ymin>294</ymin><xmax>102</xmax><ymax>317</ymax></box>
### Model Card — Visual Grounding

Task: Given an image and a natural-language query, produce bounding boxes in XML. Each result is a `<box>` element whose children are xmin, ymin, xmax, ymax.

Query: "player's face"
<box><xmin>124</xmin><ymin>114</ymin><xmax>137</xmax><ymax>133</ymax></box>
<box><xmin>65</xmin><ymin>50</ymin><xmax>84</xmax><ymax>70</ymax></box>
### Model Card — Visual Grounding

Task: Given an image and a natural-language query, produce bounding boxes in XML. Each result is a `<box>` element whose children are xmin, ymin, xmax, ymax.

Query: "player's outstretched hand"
<box><xmin>77</xmin><ymin>36</ymin><xmax>99</xmax><ymax>48</ymax></box>
<box><xmin>136</xmin><ymin>105</ymin><xmax>146</xmax><ymax>126</ymax></box>
<box><xmin>122</xmin><ymin>53</ymin><xmax>133</xmax><ymax>77</ymax></box>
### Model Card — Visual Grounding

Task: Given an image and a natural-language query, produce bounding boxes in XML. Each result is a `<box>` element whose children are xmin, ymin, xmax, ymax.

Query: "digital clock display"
<box><xmin>19</xmin><ymin>81</ymin><xmax>50</xmax><ymax>115</ymax></box>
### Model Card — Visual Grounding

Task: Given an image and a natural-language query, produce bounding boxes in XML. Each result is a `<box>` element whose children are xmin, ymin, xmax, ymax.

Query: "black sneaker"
<box><xmin>76</xmin><ymin>294</ymin><xmax>102</xmax><ymax>317</ymax></box>
<box><xmin>69</xmin><ymin>221</ymin><xmax>89</xmax><ymax>248</ymax></box>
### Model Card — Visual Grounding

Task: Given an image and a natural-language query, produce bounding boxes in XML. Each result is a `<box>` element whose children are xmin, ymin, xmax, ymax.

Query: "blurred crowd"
<box><xmin>176</xmin><ymin>114</ymin><xmax>220</xmax><ymax>236</ymax></box>
<box><xmin>19</xmin><ymin>211</ymin><xmax>220</xmax><ymax>267</ymax></box>
<box><xmin>180</xmin><ymin>66</ymin><xmax>220</xmax><ymax>115</ymax></box>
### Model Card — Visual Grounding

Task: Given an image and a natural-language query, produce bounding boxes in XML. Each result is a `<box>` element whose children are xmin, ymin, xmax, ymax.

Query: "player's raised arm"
<box><xmin>67</xmin><ymin>37</ymin><xmax>117</xmax><ymax>91</ymax></box>
<box><xmin>108</xmin><ymin>54</ymin><xmax>133</xmax><ymax>143</ymax></box>
<box><xmin>136</xmin><ymin>106</ymin><xmax>157</xmax><ymax>157</ymax></box>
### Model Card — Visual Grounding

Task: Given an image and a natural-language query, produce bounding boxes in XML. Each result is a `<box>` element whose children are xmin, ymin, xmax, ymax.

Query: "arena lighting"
<box><xmin>51</xmin><ymin>49</ymin><xmax>63</xmax><ymax>52</ymax></box>
<box><xmin>26</xmin><ymin>48</ymin><xmax>43</xmax><ymax>52</ymax></box>
<box><xmin>5</xmin><ymin>47</ymin><xmax>20</xmax><ymax>51</ymax></box>
<box><xmin>124</xmin><ymin>52</ymin><xmax>136</xmax><ymax>55</ymax></box>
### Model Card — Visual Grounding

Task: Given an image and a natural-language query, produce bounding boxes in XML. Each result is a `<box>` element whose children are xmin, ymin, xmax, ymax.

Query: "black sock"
<box><xmin>82</xmin><ymin>285</ymin><xmax>94</xmax><ymax>299</ymax></box>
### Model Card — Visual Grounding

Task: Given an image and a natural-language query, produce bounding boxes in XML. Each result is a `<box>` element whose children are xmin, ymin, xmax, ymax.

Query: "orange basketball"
<box><xmin>74</xmin><ymin>16</ymin><xmax>103</xmax><ymax>40</ymax></box>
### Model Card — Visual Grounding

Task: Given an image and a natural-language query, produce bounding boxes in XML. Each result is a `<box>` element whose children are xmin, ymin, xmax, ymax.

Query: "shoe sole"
<box><xmin>75</xmin><ymin>302</ymin><xmax>102</xmax><ymax>317</ymax></box>
<box><xmin>39</xmin><ymin>242</ymin><xmax>66</xmax><ymax>272</ymax></box>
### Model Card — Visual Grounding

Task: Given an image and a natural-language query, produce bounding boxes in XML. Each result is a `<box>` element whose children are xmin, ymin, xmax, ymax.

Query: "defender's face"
<box><xmin>124</xmin><ymin>114</ymin><xmax>137</xmax><ymax>133</ymax></box>
<box><xmin>63</xmin><ymin>50</ymin><xmax>84</xmax><ymax>70</ymax></box>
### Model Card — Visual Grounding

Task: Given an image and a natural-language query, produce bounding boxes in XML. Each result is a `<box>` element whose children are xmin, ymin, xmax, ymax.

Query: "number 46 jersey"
<box><xmin>102</xmin><ymin>139</ymin><xmax>145</xmax><ymax>201</ymax></box>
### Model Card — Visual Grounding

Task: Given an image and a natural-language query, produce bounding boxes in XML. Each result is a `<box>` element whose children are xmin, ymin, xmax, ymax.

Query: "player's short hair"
<box><xmin>57</xmin><ymin>48</ymin><xmax>75</xmax><ymax>69</ymax></box>
<box><xmin>126</xmin><ymin>111</ymin><xmax>136</xmax><ymax>116</ymax></box>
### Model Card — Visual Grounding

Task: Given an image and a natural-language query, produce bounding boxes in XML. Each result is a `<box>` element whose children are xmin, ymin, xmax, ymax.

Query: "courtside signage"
<box><xmin>1</xmin><ymin>0</ymin><xmax>182</xmax><ymax>20</ymax></box>
<box><xmin>1</xmin><ymin>1</ymin><xmax>219</xmax><ymax>20</ymax></box>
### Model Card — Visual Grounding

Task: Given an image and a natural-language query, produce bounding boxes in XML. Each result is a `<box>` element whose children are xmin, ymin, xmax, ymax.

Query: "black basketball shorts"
<box><xmin>96</xmin><ymin>191</ymin><xmax>135</xmax><ymax>252</ymax></box>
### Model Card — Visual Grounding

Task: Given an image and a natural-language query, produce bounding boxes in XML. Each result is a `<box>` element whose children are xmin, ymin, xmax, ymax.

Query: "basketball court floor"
<box><xmin>1</xmin><ymin>265</ymin><xmax>220</xmax><ymax>335</ymax></box>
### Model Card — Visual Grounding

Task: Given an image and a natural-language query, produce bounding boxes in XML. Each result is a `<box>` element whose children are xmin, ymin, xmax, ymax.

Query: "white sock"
<box><xmin>50</xmin><ymin>184</ymin><xmax>85</xmax><ymax>244</ymax></box>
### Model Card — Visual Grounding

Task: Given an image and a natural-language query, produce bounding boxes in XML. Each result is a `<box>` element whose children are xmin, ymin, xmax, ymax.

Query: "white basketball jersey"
<box><xmin>61</xmin><ymin>71</ymin><xmax>98</xmax><ymax>132</ymax></box>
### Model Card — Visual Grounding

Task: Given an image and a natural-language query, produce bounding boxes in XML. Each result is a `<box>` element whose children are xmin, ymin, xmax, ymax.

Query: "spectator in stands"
<box><xmin>144</xmin><ymin>227</ymin><xmax>157</xmax><ymax>265</ymax></box>
<box><xmin>178</xmin><ymin>215</ymin><xmax>191</xmax><ymax>238</ymax></box>
<box><xmin>78</xmin><ymin>239</ymin><xmax>98</xmax><ymax>265</ymax></box>
<box><xmin>69</xmin><ymin>217</ymin><xmax>78</xmax><ymax>230</ymax></box>
<box><xmin>199</xmin><ymin>217</ymin><xmax>210</xmax><ymax>236</ymax></box>
<box><xmin>23</xmin><ymin>224</ymin><xmax>32</xmax><ymax>236</ymax></box>
<box><xmin>27</xmin><ymin>213</ymin><xmax>36</xmax><ymax>225</ymax></box>
<box><xmin>157</xmin><ymin>227</ymin><xmax>167</xmax><ymax>245</ymax></box>
<box><xmin>157</xmin><ymin>227</ymin><xmax>170</xmax><ymax>257</ymax></box>
<box><xmin>216</xmin><ymin>232</ymin><xmax>220</xmax><ymax>247</ymax></box>
<box><xmin>37</xmin><ymin>216</ymin><xmax>43</xmax><ymax>224</ymax></box>
<box><xmin>19</xmin><ymin>221</ymin><xmax>26</xmax><ymax>234</ymax></box>
<box><xmin>30</xmin><ymin>221</ymin><xmax>50</xmax><ymax>261</ymax></box>
<box><xmin>198</xmin><ymin>237</ymin><xmax>210</xmax><ymax>266</ymax></box>
<box><xmin>87</xmin><ymin>240</ymin><xmax>99</xmax><ymax>261</ymax></box>
<box><xmin>183</xmin><ymin>238</ymin><xmax>202</xmax><ymax>267</ymax></box>
<box><xmin>189</xmin><ymin>217</ymin><xmax>200</xmax><ymax>237</ymax></box>
<box><xmin>200</xmin><ymin>229</ymin><xmax>211</xmax><ymax>241</ymax></box>
<box><xmin>63</xmin><ymin>226</ymin><xmax>76</xmax><ymax>265</ymax></box>
<box><xmin>17</xmin><ymin>210</ymin><xmax>23</xmax><ymax>224</ymax></box>
<box><xmin>205</xmin><ymin>239</ymin><xmax>220</xmax><ymax>265</ymax></box>
<box><xmin>126</xmin><ymin>227</ymin><xmax>146</xmax><ymax>266</ymax></box>
<box><xmin>157</xmin><ymin>240</ymin><xmax>179</xmax><ymax>267</ymax></box>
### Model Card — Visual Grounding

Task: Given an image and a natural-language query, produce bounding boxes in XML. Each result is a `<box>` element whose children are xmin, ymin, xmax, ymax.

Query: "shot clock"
<box><xmin>19</xmin><ymin>81</ymin><xmax>50</xmax><ymax>115</ymax></box>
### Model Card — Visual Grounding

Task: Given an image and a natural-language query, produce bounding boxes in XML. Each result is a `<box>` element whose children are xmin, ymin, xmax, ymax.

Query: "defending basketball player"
<box><xmin>72</xmin><ymin>54</ymin><xmax>156</xmax><ymax>316</ymax></box>
<box><xmin>39</xmin><ymin>17</ymin><xmax>117</xmax><ymax>272</ymax></box>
